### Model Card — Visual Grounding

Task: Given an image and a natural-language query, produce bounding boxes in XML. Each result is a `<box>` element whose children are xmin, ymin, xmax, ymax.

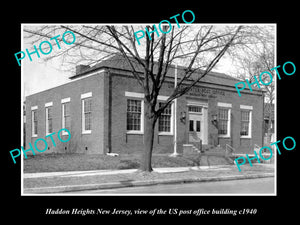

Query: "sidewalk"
<box><xmin>23</xmin><ymin>165</ymin><xmax>230</xmax><ymax>179</ymax></box>
<box><xmin>23</xmin><ymin>164</ymin><xmax>275</xmax><ymax>194</ymax></box>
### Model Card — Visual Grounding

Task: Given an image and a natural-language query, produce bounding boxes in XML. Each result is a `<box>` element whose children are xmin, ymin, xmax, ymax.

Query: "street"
<box><xmin>65</xmin><ymin>177</ymin><xmax>275</xmax><ymax>194</ymax></box>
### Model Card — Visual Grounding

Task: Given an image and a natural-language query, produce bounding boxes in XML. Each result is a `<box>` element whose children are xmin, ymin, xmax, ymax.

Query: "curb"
<box><xmin>23</xmin><ymin>172</ymin><xmax>274</xmax><ymax>194</ymax></box>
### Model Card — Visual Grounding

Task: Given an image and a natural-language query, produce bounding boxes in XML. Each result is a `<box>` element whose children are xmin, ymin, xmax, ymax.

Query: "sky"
<box><xmin>23</xmin><ymin>57</ymin><xmax>70</xmax><ymax>97</ymax></box>
<box><xmin>23</xmin><ymin>53</ymin><xmax>234</xmax><ymax>99</ymax></box>
<box><xmin>22</xmin><ymin>24</ymin><xmax>254</xmax><ymax>98</ymax></box>
<box><xmin>23</xmin><ymin>56</ymin><xmax>234</xmax><ymax>97</ymax></box>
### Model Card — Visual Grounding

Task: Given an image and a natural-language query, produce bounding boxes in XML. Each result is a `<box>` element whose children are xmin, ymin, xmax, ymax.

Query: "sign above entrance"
<box><xmin>168</xmin><ymin>84</ymin><xmax>225</xmax><ymax>98</ymax></box>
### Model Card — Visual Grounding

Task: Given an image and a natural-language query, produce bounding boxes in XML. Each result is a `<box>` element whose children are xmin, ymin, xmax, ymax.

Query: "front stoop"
<box><xmin>183</xmin><ymin>144</ymin><xmax>199</xmax><ymax>154</ymax></box>
<box><xmin>183</xmin><ymin>144</ymin><xmax>226</xmax><ymax>155</ymax></box>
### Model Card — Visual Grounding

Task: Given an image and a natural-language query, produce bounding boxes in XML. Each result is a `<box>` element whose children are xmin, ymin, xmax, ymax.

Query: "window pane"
<box><xmin>65</xmin><ymin>116</ymin><xmax>71</xmax><ymax>130</ymax></box>
<box><xmin>188</xmin><ymin>106</ymin><xmax>202</xmax><ymax>113</ymax></box>
<box><xmin>245</xmin><ymin>123</ymin><xmax>249</xmax><ymax>135</ymax></box>
<box><xmin>84</xmin><ymin>98</ymin><xmax>92</xmax><ymax>112</ymax></box>
<box><xmin>218</xmin><ymin>108</ymin><xmax>228</xmax><ymax>135</ymax></box>
<box><xmin>241</xmin><ymin>111</ymin><xmax>250</xmax><ymax>121</ymax></box>
<box><xmin>127</xmin><ymin>99</ymin><xmax>142</xmax><ymax>131</ymax></box>
<box><xmin>241</xmin><ymin>121</ymin><xmax>249</xmax><ymax>136</ymax></box>
<box><xmin>218</xmin><ymin>120</ymin><xmax>227</xmax><ymax>135</ymax></box>
<box><xmin>85</xmin><ymin>113</ymin><xmax>91</xmax><ymax>130</ymax></box>
<box><xmin>34</xmin><ymin>122</ymin><xmax>37</xmax><ymax>134</ymax></box>
<box><xmin>189</xmin><ymin>120</ymin><xmax>194</xmax><ymax>131</ymax></box>
<box><xmin>46</xmin><ymin>107</ymin><xmax>53</xmax><ymax>133</ymax></box>
<box><xmin>219</xmin><ymin>108</ymin><xmax>228</xmax><ymax>120</ymax></box>
<box><xmin>48</xmin><ymin>119</ymin><xmax>52</xmax><ymax>133</ymax></box>
<box><xmin>196</xmin><ymin>121</ymin><xmax>201</xmax><ymax>132</ymax></box>
<box><xmin>158</xmin><ymin>103</ymin><xmax>171</xmax><ymax>132</ymax></box>
<box><xmin>128</xmin><ymin>99</ymin><xmax>141</xmax><ymax>112</ymax></box>
<box><xmin>33</xmin><ymin>111</ymin><xmax>37</xmax><ymax>121</ymax></box>
<box><xmin>241</xmin><ymin>111</ymin><xmax>250</xmax><ymax>136</ymax></box>
<box><xmin>32</xmin><ymin>111</ymin><xmax>37</xmax><ymax>135</ymax></box>
<box><xmin>83</xmin><ymin>98</ymin><xmax>92</xmax><ymax>131</ymax></box>
<box><xmin>62</xmin><ymin>103</ymin><xmax>71</xmax><ymax>131</ymax></box>
<box><xmin>47</xmin><ymin>108</ymin><xmax>52</xmax><ymax>119</ymax></box>
<box><xmin>64</xmin><ymin>103</ymin><xmax>70</xmax><ymax>116</ymax></box>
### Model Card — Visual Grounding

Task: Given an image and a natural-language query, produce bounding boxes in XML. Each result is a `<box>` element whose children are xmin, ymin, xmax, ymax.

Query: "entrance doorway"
<box><xmin>188</xmin><ymin>101</ymin><xmax>208</xmax><ymax>145</ymax></box>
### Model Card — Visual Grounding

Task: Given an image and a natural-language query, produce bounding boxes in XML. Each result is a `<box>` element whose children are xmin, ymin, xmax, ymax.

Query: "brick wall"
<box><xmin>108</xmin><ymin>71</ymin><xmax>264</xmax><ymax>155</ymax></box>
<box><xmin>25</xmin><ymin>68</ymin><xmax>264</xmax><ymax>156</ymax></box>
<box><xmin>25</xmin><ymin>71</ymin><xmax>106</xmax><ymax>155</ymax></box>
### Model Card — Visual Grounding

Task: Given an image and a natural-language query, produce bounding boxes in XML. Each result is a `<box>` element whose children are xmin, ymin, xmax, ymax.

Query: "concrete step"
<box><xmin>183</xmin><ymin>144</ymin><xmax>200</xmax><ymax>154</ymax></box>
<box><xmin>183</xmin><ymin>144</ymin><xmax>226</xmax><ymax>155</ymax></box>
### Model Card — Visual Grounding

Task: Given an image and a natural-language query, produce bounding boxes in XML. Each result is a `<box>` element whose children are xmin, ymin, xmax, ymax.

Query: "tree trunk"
<box><xmin>141</xmin><ymin>101</ymin><xmax>157</xmax><ymax>172</ymax></box>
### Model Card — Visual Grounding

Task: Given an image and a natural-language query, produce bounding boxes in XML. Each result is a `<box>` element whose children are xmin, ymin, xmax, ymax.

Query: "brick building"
<box><xmin>25</xmin><ymin>55</ymin><xmax>265</xmax><ymax>155</ymax></box>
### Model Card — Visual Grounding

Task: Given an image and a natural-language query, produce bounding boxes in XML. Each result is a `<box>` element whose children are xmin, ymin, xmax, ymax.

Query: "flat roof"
<box><xmin>69</xmin><ymin>54</ymin><xmax>260</xmax><ymax>92</ymax></box>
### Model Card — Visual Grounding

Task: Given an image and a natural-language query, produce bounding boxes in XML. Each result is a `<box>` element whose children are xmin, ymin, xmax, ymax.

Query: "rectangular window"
<box><xmin>82</xmin><ymin>98</ymin><xmax>92</xmax><ymax>133</ymax></box>
<box><xmin>62</xmin><ymin>102</ymin><xmax>71</xmax><ymax>132</ymax></box>
<box><xmin>32</xmin><ymin>110</ymin><xmax>38</xmax><ymax>137</ymax></box>
<box><xmin>196</xmin><ymin>120</ymin><xmax>201</xmax><ymax>132</ymax></box>
<box><xmin>188</xmin><ymin>105</ymin><xmax>202</xmax><ymax>113</ymax></box>
<box><xmin>189</xmin><ymin>120</ymin><xmax>194</xmax><ymax>132</ymax></box>
<box><xmin>127</xmin><ymin>99</ymin><xmax>142</xmax><ymax>132</ymax></box>
<box><xmin>218</xmin><ymin>108</ymin><xmax>229</xmax><ymax>135</ymax></box>
<box><xmin>158</xmin><ymin>102</ymin><xmax>172</xmax><ymax>133</ymax></box>
<box><xmin>45</xmin><ymin>107</ymin><xmax>53</xmax><ymax>134</ymax></box>
<box><xmin>241</xmin><ymin>110</ymin><xmax>251</xmax><ymax>137</ymax></box>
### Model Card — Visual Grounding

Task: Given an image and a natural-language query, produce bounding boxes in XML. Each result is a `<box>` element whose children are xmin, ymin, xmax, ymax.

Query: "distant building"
<box><xmin>25</xmin><ymin>55</ymin><xmax>265</xmax><ymax>155</ymax></box>
<box><xmin>23</xmin><ymin>101</ymin><xmax>26</xmax><ymax>148</ymax></box>
<box><xmin>264</xmin><ymin>103</ymin><xmax>274</xmax><ymax>134</ymax></box>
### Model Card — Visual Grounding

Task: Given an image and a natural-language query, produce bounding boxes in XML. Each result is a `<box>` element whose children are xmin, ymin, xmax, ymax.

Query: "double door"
<box><xmin>188</xmin><ymin>103</ymin><xmax>208</xmax><ymax>145</ymax></box>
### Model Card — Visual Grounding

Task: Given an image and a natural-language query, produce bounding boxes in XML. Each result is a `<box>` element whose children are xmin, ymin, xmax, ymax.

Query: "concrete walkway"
<box><xmin>23</xmin><ymin>165</ymin><xmax>231</xmax><ymax>179</ymax></box>
<box><xmin>22</xmin><ymin>164</ymin><xmax>275</xmax><ymax>194</ymax></box>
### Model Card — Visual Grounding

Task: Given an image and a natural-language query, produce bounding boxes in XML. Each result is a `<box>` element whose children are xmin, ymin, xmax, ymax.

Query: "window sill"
<box><xmin>218</xmin><ymin>135</ymin><xmax>230</xmax><ymax>138</ymax></box>
<box><xmin>158</xmin><ymin>132</ymin><xmax>173</xmax><ymax>136</ymax></box>
<box><xmin>126</xmin><ymin>131</ymin><xmax>144</xmax><ymax>135</ymax></box>
<box><xmin>82</xmin><ymin>130</ymin><xmax>92</xmax><ymax>134</ymax></box>
<box><xmin>240</xmin><ymin>136</ymin><xmax>252</xmax><ymax>139</ymax></box>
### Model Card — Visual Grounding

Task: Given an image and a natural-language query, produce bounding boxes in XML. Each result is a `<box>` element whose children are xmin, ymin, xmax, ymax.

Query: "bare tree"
<box><xmin>230</xmin><ymin>25</ymin><xmax>275</xmax><ymax>143</ymax></box>
<box><xmin>24</xmin><ymin>24</ymin><xmax>252</xmax><ymax>172</ymax></box>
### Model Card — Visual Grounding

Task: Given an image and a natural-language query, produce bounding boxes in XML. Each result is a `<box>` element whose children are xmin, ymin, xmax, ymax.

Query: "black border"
<box><xmin>4</xmin><ymin>4</ymin><xmax>298</xmax><ymax>221</ymax></box>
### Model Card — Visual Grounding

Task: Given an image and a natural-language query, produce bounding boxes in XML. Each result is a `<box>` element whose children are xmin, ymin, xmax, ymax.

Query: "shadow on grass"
<box><xmin>117</xmin><ymin>160</ymin><xmax>140</xmax><ymax>170</ymax></box>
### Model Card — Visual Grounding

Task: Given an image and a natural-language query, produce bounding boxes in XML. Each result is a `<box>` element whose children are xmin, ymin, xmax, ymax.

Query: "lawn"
<box><xmin>23</xmin><ymin>152</ymin><xmax>233</xmax><ymax>173</ymax></box>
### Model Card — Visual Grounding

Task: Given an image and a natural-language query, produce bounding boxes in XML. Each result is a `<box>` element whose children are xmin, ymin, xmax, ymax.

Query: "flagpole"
<box><xmin>170</xmin><ymin>64</ymin><xmax>179</xmax><ymax>157</ymax></box>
